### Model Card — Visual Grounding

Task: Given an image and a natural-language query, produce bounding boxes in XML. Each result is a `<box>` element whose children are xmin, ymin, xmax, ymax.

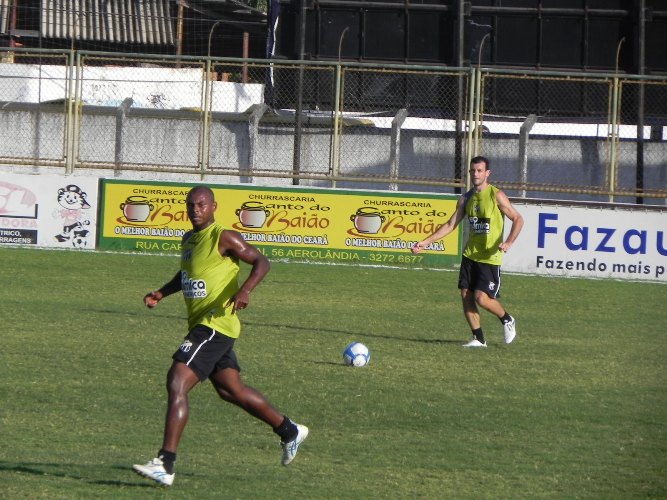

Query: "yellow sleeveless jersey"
<box><xmin>462</xmin><ymin>185</ymin><xmax>505</xmax><ymax>265</ymax></box>
<box><xmin>180</xmin><ymin>223</ymin><xmax>241</xmax><ymax>337</ymax></box>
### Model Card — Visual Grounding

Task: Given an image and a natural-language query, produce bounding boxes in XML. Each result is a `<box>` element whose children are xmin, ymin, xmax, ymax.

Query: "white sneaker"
<box><xmin>281</xmin><ymin>423</ymin><xmax>309</xmax><ymax>465</ymax></box>
<box><xmin>503</xmin><ymin>316</ymin><xmax>516</xmax><ymax>344</ymax></box>
<box><xmin>463</xmin><ymin>339</ymin><xmax>487</xmax><ymax>348</ymax></box>
<box><xmin>132</xmin><ymin>457</ymin><xmax>175</xmax><ymax>486</ymax></box>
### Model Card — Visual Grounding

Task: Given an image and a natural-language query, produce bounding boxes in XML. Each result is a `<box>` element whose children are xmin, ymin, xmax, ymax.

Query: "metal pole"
<box><xmin>331</xmin><ymin>27</ymin><xmax>349</xmax><ymax>188</ymax></box>
<box><xmin>389</xmin><ymin>108</ymin><xmax>408</xmax><ymax>191</ymax></box>
<box><xmin>9</xmin><ymin>0</ymin><xmax>17</xmax><ymax>49</ymax></box>
<box><xmin>176</xmin><ymin>1</ymin><xmax>185</xmax><ymax>67</ymax></box>
<box><xmin>472</xmin><ymin>33</ymin><xmax>490</xmax><ymax>159</ymax></box>
<box><xmin>245</xmin><ymin>103</ymin><xmax>268</xmax><ymax>183</ymax></box>
<box><xmin>208</xmin><ymin>21</ymin><xmax>223</xmax><ymax>58</ymax></box>
<box><xmin>242</xmin><ymin>32</ymin><xmax>250</xmax><ymax>83</ymax></box>
<box><xmin>114</xmin><ymin>98</ymin><xmax>133</xmax><ymax>171</ymax></box>
<box><xmin>455</xmin><ymin>0</ymin><xmax>465</xmax><ymax>193</ymax></box>
<box><xmin>518</xmin><ymin>114</ymin><xmax>537</xmax><ymax>198</ymax></box>
<box><xmin>609</xmin><ymin>37</ymin><xmax>625</xmax><ymax>203</ymax></box>
<box><xmin>465</xmin><ymin>67</ymin><xmax>476</xmax><ymax>191</ymax></box>
<box><xmin>292</xmin><ymin>0</ymin><xmax>308</xmax><ymax>186</ymax></box>
<box><xmin>636</xmin><ymin>0</ymin><xmax>646</xmax><ymax>204</ymax></box>
<box><xmin>200</xmin><ymin>58</ymin><xmax>213</xmax><ymax>176</ymax></box>
<box><xmin>66</xmin><ymin>51</ymin><xmax>81</xmax><ymax>175</ymax></box>
<box><xmin>609</xmin><ymin>77</ymin><xmax>620</xmax><ymax>203</ymax></box>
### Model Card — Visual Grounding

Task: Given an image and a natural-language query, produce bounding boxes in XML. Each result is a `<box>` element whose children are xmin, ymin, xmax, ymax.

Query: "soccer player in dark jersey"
<box><xmin>133</xmin><ymin>185</ymin><xmax>308</xmax><ymax>486</ymax></box>
<box><xmin>412</xmin><ymin>156</ymin><xmax>524</xmax><ymax>347</ymax></box>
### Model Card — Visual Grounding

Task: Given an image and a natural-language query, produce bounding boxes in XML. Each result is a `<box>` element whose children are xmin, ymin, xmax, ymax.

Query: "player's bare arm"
<box><xmin>144</xmin><ymin>232</ymin><xmax>191</xmax><ymax>308</ymax></box>
<box><xmin>219</xmin><ymin>229</ymin><xmax>270</xmax><ymax>312</ymax></box>
<box><xmin>411</xmin><ymin>195</ymin><xmax>467</xmax><ymax>254</ymax></box>
<box><xmin>144</xmin><ymin>271</ymin><xmax>183</xmax><ymax>308</ymax></box>
<box><xmin>496</xmin><ymin>190</ymin><xmax>524</xmax><ymax>252</ymax></box>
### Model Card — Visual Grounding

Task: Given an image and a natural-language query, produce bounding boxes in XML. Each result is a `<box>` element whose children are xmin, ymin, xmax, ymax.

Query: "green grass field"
<box><xmin>1</xmin><ymin>247</ymin><xmax>665</xmax><ymax>499</ymax></box>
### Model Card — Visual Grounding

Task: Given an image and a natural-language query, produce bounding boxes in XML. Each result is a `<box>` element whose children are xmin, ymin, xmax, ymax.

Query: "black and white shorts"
<box><xmin>458</xmin><ymin>256</ymin><xmax>502</xmax><ymax>299</ymax></box>
<box><xmin>172</xmin><ymin>324</ymin><xmax>241</xmax><ymax>381</ymax></box>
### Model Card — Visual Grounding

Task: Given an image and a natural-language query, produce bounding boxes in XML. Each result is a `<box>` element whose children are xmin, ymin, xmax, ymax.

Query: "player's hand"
<box><xmin>411</xmin><ymin>242</ymin><xmax>424</xmax><ymax>254</ymax></box>
<box><xmin>226</xmin><ymin>290</ymin><xmax>250</xmax><ymax>314</ymax></box>
<box><xmin>499</xmin><ymin>241</ymin><xmax>513</xmax><ymax>252</ymax></box>
<box><xmin>144</xmin><ymin>290</ymin><xmax>163</xmax><ymax>308</ymax></box>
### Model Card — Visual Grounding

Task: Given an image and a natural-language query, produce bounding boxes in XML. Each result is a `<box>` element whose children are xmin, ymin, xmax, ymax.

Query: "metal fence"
<box><xmin>0</xmin><ymin>48</ymin><xmax>665</xmax><ymax>204</ymax></box>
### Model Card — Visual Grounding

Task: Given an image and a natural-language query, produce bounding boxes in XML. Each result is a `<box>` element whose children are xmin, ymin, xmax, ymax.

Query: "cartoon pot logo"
<box><xmin>350</xmin><ymin>206</ymin><xmax>385</xmax><ymax>234</ymax></box>
<box><xmin>236</xmin><ymin>201</ymin><xmax>270</xmax><ymax>228</ymax></box>
<box><xmin>120</xmin><ymin>195</ymin><xmax>154</xmax><ymax>222</ymax></box>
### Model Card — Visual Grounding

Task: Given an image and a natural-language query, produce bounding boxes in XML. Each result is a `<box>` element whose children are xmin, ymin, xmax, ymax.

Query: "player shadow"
<box><xmin>83</xmin><ymin>311</ymin><xmax>460</xmax><ymax>345</ymax></box>
<box><xmin>313</xmin><ymin>360</ymin><xmax>351</xmax><ymax>367</ymax></box>
<box><xmin>0</xmin><ymin>460</ymin><xmax>184</xmax><ymax>489</ymax></box>
<box><xmin>87</xmin><ymin>308</ymin><xmax>183</xmax><ymax>320</ymax></box>
<box><xmin>244</xmin><ymin>320</ymin><xmax>458</xmax><ymax>344</ymax></box>
<box><xmin>84</xmin><ymin>310</ymin><xmax>459</xmax><ymax>344</ymax></box>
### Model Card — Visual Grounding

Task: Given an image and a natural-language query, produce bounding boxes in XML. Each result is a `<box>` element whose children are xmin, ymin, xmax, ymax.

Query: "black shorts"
<box><xmin>458</xmin><ymin>256</ymin><xmax>502</xmax><ymax>299</ymax></box>
<box><xmin>172</xmin><ymin>325</ymin><xmax>241</xmax><ymax>381</ymax></box>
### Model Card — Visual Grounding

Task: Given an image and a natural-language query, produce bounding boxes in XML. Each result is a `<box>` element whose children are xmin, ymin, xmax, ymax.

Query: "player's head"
<box><xmin>186</xmin><ymin>186</ymin><xmax>217</xmax><ymax>229</ymax></box>
<box><xmin>469</xmin><ymin>156</ymin><xmax>491</xmax><ymax>189</ymax></box>
<box><xmin>470</xmin><ymin>156</ymin><xmax>490</xmax><ymax>170</ymax></box>
<box><xmin>188</xmin><ymin>185</ymin><xmax>215</xmax><ymax>201</ymax></box>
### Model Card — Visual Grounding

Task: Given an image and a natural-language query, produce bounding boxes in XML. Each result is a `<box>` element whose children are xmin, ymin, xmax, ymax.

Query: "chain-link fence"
<box><xmin>616</xmin><ymin>78</ymin><xmax>667</xmax><ymax>203</ymax></box>
<box><xmin>477</xmin><ymin>71</ymin><xmax>616</xmax><ymax>199</ymax></box>
<box><xmin>477</xmin><ymin>70</ymin><xmax>667</xmax><ymax>204</ymax></box>
<box><xmin>334</xmin><ymin>67</ymin><xmax>469</xmax><ymax>193</ymax></box>
<box><xmin>74</xmin><ymin>53</ymin><xmax>207</xmax><ymax>172</ymax></box>
<box><xmin>0</xmin><ymin>51</ymin><xmax>71</xmax><ymax>168</ymax></box>
<box><xmin>0</xmin><ymin>48</ymin><xmax>665</xmax><ymax>204</ymax></box>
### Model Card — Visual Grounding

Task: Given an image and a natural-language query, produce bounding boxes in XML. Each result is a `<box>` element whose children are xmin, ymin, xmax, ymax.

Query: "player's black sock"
<box><xmin>500</xmin><ymin>312</ymin><xmax>512</xmax><ymax>324</ymax></box>
<box><xmin>274</xmin><ymin>416</ymin><xmax>298</xmax><ymax>443</ymax></box>
<box><xmin>472</xmin><ymin>328</ymin><xmax>485</xmax><ymax>344</ymax></box>
<box><xmin>158</xmin><ymin>449</ymin><xmax>176</xmax><ymax>474</ymax></box>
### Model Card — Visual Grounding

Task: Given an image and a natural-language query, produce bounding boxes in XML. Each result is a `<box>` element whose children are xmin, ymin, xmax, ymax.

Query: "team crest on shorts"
<box><xmin>180</xmin><ymin>340</ymin><xmax>193</xmax><ymax>352</ymax></box>
<box><xmin>488</xmin><ymin>282</ymin><xmax>496</xmax><ymax>290</ymax></box>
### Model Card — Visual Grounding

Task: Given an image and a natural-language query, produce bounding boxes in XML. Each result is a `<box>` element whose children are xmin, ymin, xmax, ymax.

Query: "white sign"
<box><xmin>503</xmin><ymin>202</ymin><xmax>667</xmax><ymax>282</ymax></box>
<box><xmin>0</xmin><ymin>173</ymin><xmax>98</xmax><ymax>249</ymax></box>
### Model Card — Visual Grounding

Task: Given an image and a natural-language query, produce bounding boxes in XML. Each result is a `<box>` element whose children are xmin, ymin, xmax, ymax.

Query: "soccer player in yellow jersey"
<box><xmin>411</xmin><ymin>156</ymin><xmax>524</xmax><ymax>347</ymax></box>
<box><xmin>133</xmin><ymin>186</ymin><xmax>308</xmax><ymax>486</ymax></box>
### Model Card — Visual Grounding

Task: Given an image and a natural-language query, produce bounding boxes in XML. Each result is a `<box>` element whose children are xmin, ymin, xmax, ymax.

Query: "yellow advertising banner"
<box><xmin>99</xmin><ymin>180</ymin><xmax>461</xmax><ymax>268</ymax></box>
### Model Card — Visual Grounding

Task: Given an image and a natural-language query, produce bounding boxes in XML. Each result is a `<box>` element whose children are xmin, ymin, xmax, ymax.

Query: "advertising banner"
<box><xmin>503</xmin><ymin>202</ymin><xmax>667</xmax><ymax>282</ymax></box>
<box><xmin>0</xmin><ymin>173</ymin><xmax>98</xmax><ymax>249</ymax></box>
<box><xmin>98</xmin><ymin>180</ymin><xmax>461</xmax><ymax>268</ymax></box>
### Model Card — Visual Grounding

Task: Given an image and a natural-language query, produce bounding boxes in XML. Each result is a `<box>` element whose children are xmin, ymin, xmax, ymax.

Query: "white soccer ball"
<box><xmin>343</xmin><ymin>342</ymin><xmax>371</xmax><ymax>367</ymax></box>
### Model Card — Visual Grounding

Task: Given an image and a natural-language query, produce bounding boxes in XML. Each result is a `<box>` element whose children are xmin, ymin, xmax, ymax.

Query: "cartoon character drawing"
<box><xmin>57</xmin><ymin>185</ymin><xmax>91</xmax><ymax>210</ymax></box>
<box><xmin>55</xmin><ymin>220</ymin><xmax>91</xmax><ymax>248</ymax></box>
